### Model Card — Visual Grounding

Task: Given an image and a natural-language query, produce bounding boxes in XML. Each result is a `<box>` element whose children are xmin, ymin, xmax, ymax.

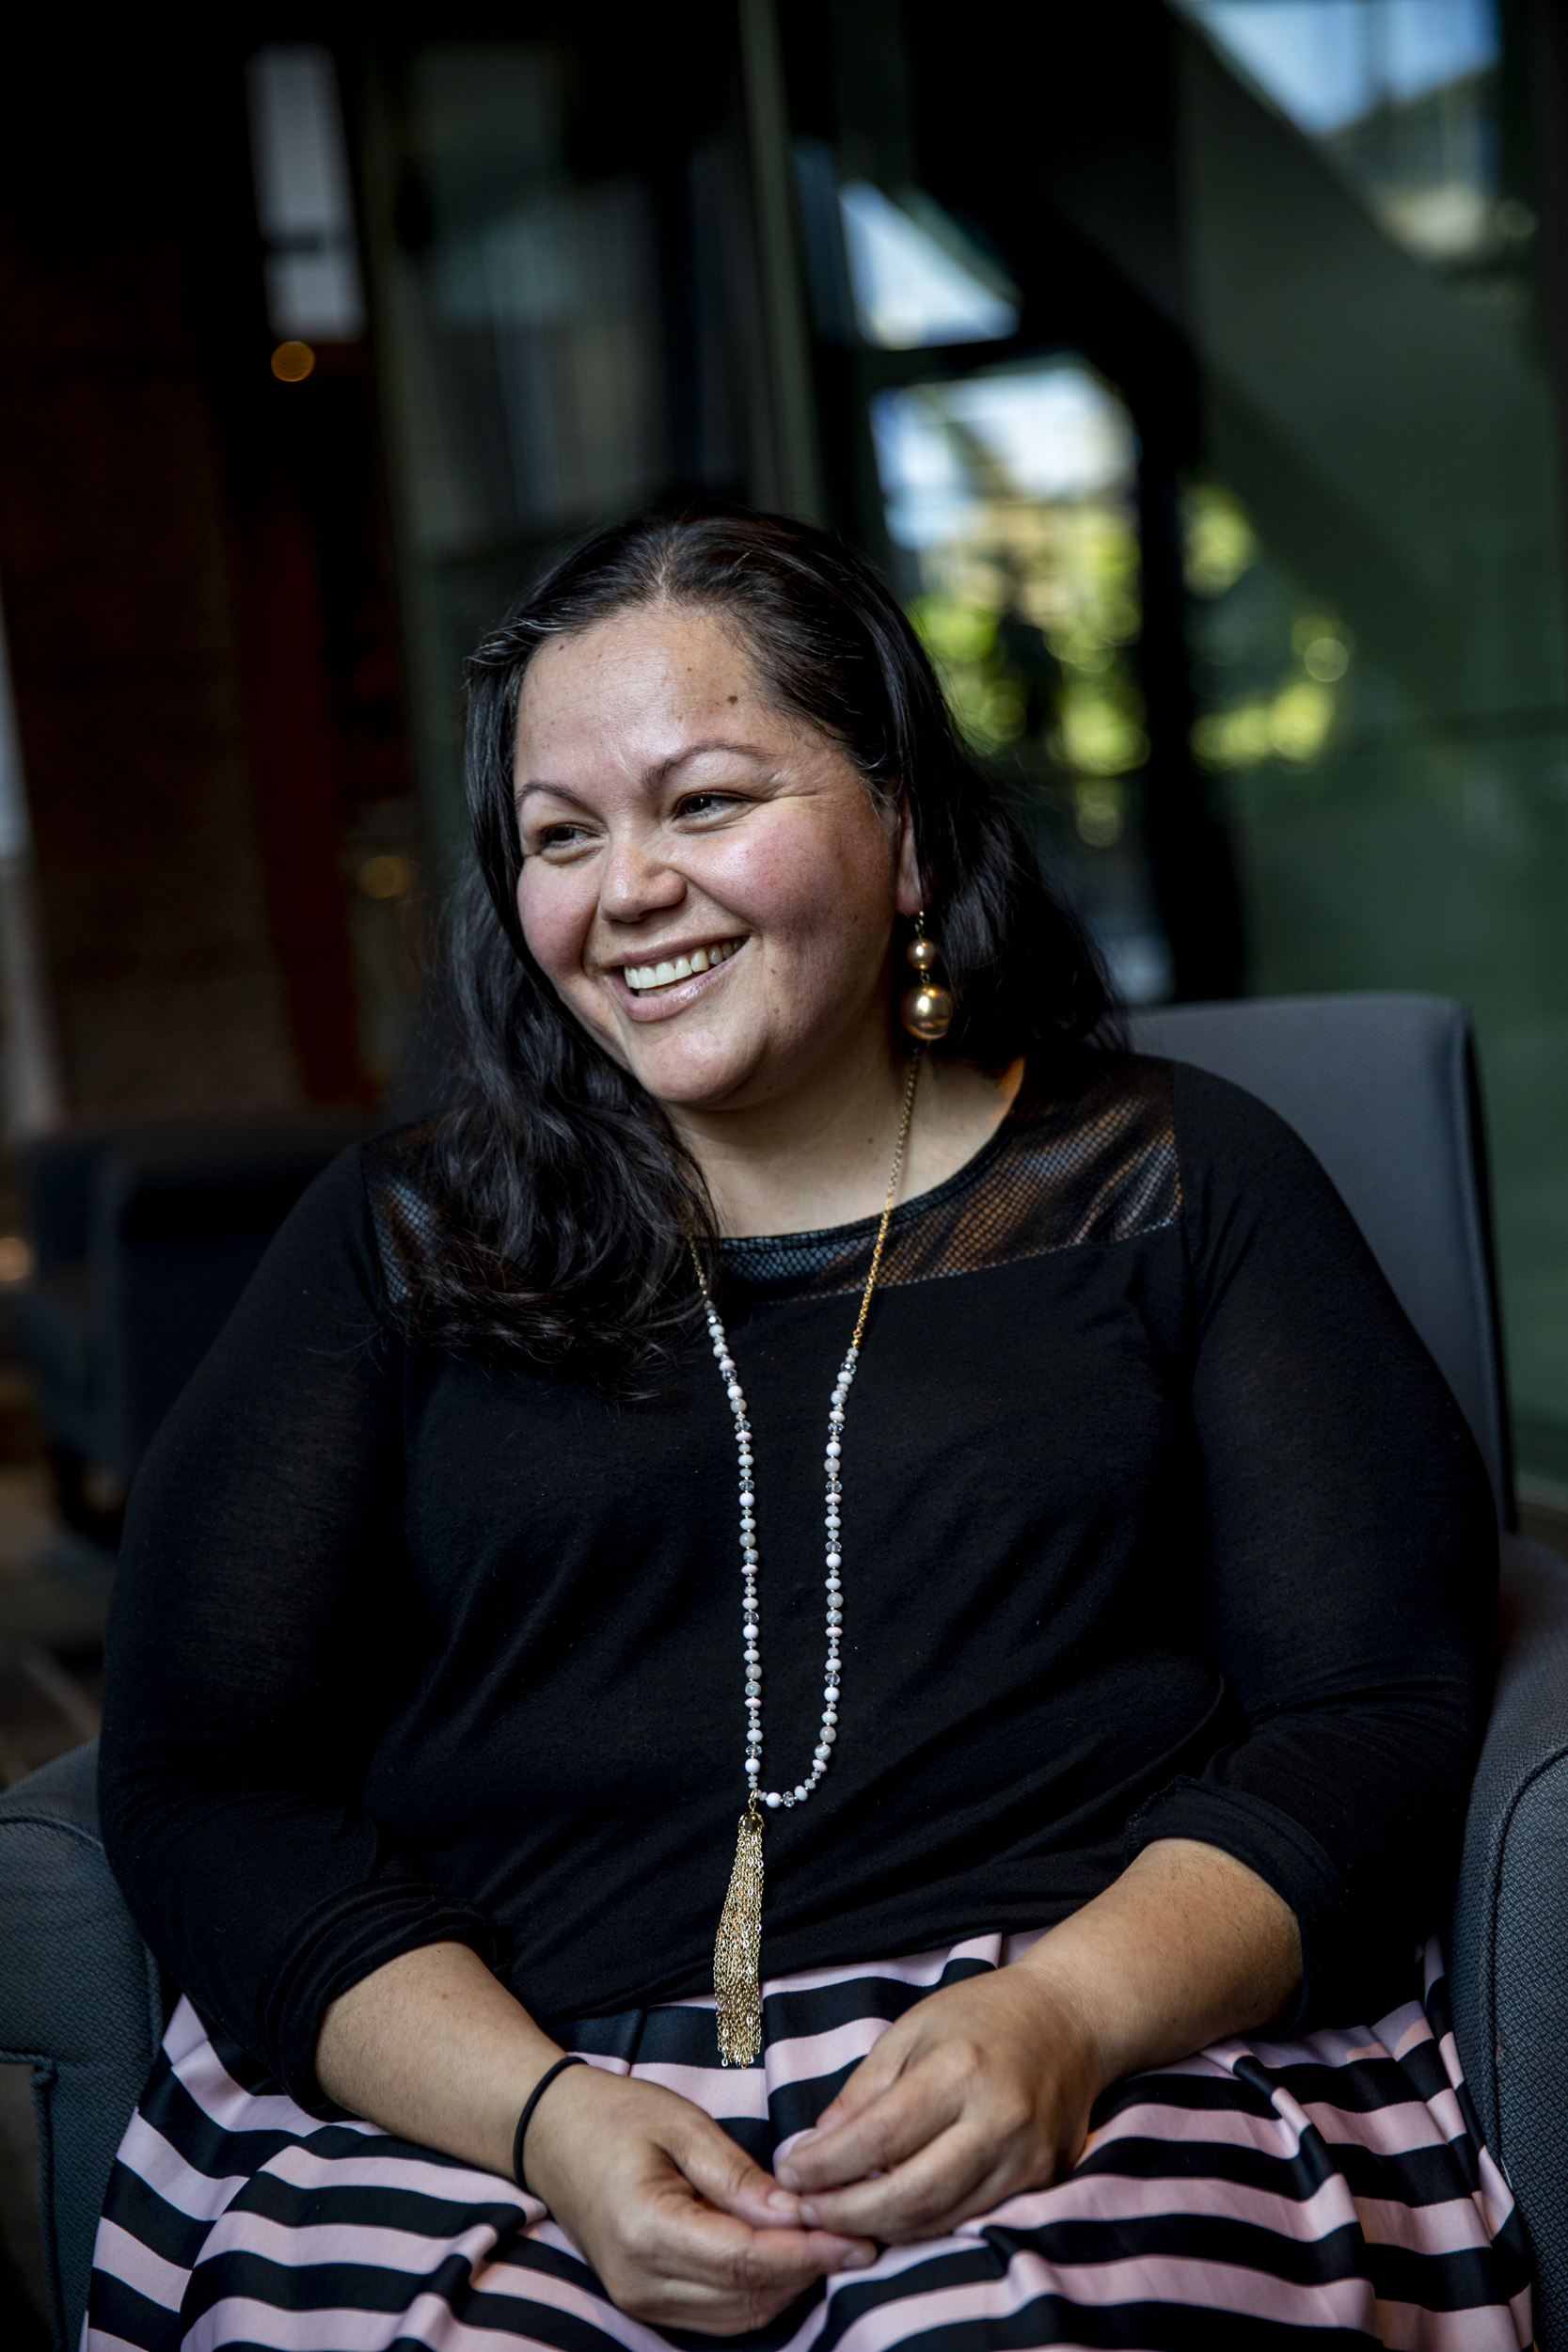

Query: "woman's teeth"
<box><xmin>623</xmin><ymin>939</ymin><xmax>742</xmax><ymax>994</ymax></box>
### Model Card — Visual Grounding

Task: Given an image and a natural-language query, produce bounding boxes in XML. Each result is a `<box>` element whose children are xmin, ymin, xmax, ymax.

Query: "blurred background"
<box><xmin>1</xmin><ymin>0</ymin><xmax>1567</xmax><ymax>2324</ymax></box>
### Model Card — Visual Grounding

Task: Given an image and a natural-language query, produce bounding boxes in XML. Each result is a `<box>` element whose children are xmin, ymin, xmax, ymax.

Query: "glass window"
<box><xmin>870</xmin><ymin>358</ymin><xmax>1171</xmax><ymax>1004</ymax></box>
<box><xmin>362</xmin><ymin>44</ymin><xmax>673</xmax><ymax>850</ymax></box>
<box><xmin>795</xmin><ymin>0</ymin><xmax>1568</xmax><ymax>1495</ymax></box>
<box><xmin>1168</xmin><ymin>0</ymin><xmax>1568</xmax><ymax>1490</ymax></box>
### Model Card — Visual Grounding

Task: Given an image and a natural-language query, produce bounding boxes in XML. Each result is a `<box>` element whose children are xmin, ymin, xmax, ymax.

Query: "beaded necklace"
<box><xmin>691</xmin><ymin>1048</ymin><xmax>923</xmax><ymax>2063</ymax></box>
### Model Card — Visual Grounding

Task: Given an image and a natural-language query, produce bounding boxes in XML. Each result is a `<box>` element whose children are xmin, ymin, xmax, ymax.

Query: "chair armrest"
<box><xmin>0</xmin><ymin>1742</ymin><xmax>162</xmax><ymax>2352</ymax></box>
<box><xmin>1449</xmin><ymin>1534</ymin><xmax>1568</xmax><ymax>2344</ymax></box>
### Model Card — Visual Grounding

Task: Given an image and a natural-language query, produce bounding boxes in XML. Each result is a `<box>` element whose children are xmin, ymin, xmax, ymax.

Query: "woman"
<box><xmin>90</xmin><ymin>506</ymin><xmax>1528</xmax><ymax>2349</ymax></box>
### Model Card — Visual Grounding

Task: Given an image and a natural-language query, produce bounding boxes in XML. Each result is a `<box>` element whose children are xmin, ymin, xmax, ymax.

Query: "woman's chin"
<box><xmin>616</xmin><ymin>1024</ymin><xmax>820</xmax><ymax>1118</ymax></box>
<box><xmin>626</xmin><ymin>1045</ymin><xmax>771</xmax><ymax>1116</ymax></box>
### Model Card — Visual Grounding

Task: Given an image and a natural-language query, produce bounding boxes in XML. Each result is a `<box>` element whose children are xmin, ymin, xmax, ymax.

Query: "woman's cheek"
<box><xmin>696</xmin><ymin>810</ymin><xmax>863</xmax><ymax>932</ymax></box>
<box><xmin>516</xmin><ymin>868</ymin><xmax>591</xmax><ymax>984</ymax></box>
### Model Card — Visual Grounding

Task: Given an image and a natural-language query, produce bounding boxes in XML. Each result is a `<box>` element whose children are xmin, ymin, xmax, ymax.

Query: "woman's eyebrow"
<box><xmin>515</xmin><ymin>779</ymin><xmax>595</xmax><ymax>813</ymax></box>
<box><xmin>646</xmin><ymin>738</ymin><xmax>770</xmax><ymax>786</ymax></box>
<box><xmin>515</xmin><ymin>739</ymin><xmax>771</xmax><ymax>807</ymax></box>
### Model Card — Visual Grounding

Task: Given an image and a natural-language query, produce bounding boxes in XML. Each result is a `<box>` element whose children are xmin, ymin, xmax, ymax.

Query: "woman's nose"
<box><xmin>598</xmin><ymin>831</ymin><xmax>687</xmax><ymax>924</ymax></box>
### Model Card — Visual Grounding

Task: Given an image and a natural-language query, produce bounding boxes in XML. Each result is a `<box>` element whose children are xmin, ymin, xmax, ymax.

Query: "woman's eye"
<box><xmin>532</xmin><ymin>822</ymin><xmax>593</xmax><ymax>852</ymax></box>
<box><xmin>673</xmin><ymin>791</ymin><xmax>745</xmax><ymax>821</ymax></box>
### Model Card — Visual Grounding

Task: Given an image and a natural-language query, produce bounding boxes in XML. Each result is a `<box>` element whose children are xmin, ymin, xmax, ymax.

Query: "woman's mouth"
<box><xmin>620</xmin><ymin>937</ymin><xmax>745</xmax><ymax>996</ymax></box>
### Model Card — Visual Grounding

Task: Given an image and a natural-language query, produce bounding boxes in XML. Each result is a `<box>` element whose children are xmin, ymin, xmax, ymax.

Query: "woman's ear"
<box><xmin>894</xmin><ymin>798</ymin><xmax>924</xmax><ymax>918</ymax></box>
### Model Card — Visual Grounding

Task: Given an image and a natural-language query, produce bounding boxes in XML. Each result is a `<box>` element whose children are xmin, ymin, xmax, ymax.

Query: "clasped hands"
<box><xmin>524</xmin><ymin>1952</ymin><xmax>1102</xmax><ymax>2338</ymax></box>
<box><xmin>522</xmin><ymin>1840</ymin><xmax>1299</xmax><ymax>2336</ymax></box>
<box><xmin>316</xmin><ymin>1841</ymin><xmax>1298</xmax><ymax>2342</ymax></box>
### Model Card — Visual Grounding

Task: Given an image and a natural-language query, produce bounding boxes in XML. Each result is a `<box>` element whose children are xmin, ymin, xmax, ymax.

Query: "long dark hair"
<box><xmin>397</xmin><ymin>503</ymin><xmax>1111</xmax><ymax>1393</ymax></box>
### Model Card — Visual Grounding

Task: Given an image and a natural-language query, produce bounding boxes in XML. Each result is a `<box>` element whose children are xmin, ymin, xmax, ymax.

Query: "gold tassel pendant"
<box><xmin>714</xmin><ymin>1799</ymin><xmax>765</xmax><ymax>2064</ymax></box>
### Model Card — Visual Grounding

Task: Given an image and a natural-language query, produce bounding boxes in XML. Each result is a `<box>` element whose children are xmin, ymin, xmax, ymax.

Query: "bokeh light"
<box><xmin>270</xmin><ymin>340</ymin><xmax>316</xmax><ymax>383</ymax></box>
<box><xmin>357</xmin><ymin>852</ymin><xmax>415</xmax><ymax>900</ymax></box>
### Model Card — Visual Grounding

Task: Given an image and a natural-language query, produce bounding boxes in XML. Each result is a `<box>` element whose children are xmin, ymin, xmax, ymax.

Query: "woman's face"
<box><xmin>514</xmin><ymin>602</ymin><xmax>919</xmax><ymax>1114</ymax></box>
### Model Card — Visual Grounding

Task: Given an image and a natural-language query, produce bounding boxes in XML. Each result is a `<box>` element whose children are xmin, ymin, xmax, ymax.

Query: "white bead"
<box><xmin>826</xmin><ymin>1441</ymin><xmax>840</xmax><ymax>1458</ymax></box>
<box><xmin>826</xmin><ymin>1552</ymin><xmax>841</xmax><ymax>1569</ymax></box>
<box><xmin>795</xmin><ymin>1785</ymin><xmax>808</xmax><ymax>1801</ymax></box>
<box><xmin>765</xmin><ymin>1792</ymin><xmax>781</xmax><ymax>1808</ymax></box>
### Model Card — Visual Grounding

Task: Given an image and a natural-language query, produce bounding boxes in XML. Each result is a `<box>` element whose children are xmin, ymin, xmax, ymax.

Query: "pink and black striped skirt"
<box><xmin>85</xmin><ymin>1932</ymin><xmax>1532</xmax><ymax>2350</ymax></box>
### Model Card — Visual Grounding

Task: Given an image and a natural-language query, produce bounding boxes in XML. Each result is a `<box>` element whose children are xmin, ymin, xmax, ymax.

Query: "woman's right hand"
<box><xmin>524</xmin><ymin>2061</ymin><xmax>877</xmax><ymax>2335</ymax></box>
<box><xmin>317</xmin><ymin>1942</ymin><xmax>871</xmax><ymax>2333</ymax></box>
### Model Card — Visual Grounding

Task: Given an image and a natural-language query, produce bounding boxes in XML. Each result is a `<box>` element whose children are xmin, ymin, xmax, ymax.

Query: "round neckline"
<box><xmin>720</xmin><ymin>1076</ymin><xmax>1029</xmax><ymax>1263</ymax></box>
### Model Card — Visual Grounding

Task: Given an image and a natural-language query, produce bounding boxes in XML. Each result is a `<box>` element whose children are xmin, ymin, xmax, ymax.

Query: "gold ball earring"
<box><xmin>899</xmin><ymin>909</ymin><xmax>954</xmax><ymax>1041</ymax></box>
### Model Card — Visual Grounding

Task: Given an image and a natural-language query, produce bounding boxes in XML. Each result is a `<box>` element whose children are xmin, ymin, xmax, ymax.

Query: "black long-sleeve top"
<box><xmin>98</xmin><ymin>1055</ymin><xmax>1497</xmax><ymax>2109</ymax></box>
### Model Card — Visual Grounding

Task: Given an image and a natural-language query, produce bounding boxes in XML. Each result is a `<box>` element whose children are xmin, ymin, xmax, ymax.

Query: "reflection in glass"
<box><xmin>838</xmin><ymin>183</ymin><xmax>1018</xmax><ymax>350</ymax></box>
<box><xmin>392</xmin><ymin>48</ymin><xmax>665</xmax><ymax>561</ymax></box>
<box><xmin>247</xmin><ymin>46</ymin><xmax>366</xmax><ymax>343</ymax></box>
<box><xmin>1170</xmin><ymin>0</ymin><xmax>1568</xmax><ymax>1486</ymax></box>
<box><xmin>1173</xmin><ymin>0</ymin><xmax>1513</xmax><ymax>271</ymax></box>
<box><xmin>364</xmin><ymin>44</ymin><xmax>674</xmax><ymax>849</ymax></box>
<box><xmin>1185</xmin><ymin>483</ymin><xmax>1351</xmax><ymax>775</ymax></box>
<box><xmin>871</xmin><ymin>359</ymin><xmax>1170</xmax><ymax>1004</ymax></box>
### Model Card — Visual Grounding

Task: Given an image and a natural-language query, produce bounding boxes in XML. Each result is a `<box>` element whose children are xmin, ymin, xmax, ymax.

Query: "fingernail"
<box><xmin>776</xmin><ymin>2165</ymin><xmax>801</xmax><ymax>2190</ymax></box>
<box><xmin>793</xmin><ymin>2127</ymin><xmax>819</xmax><ymax>2148</ymax></box>
<box><xmin>799</xmin><ymin>2201</ymin><xmax>821</xmax><ymax>2228</ymax></box>
<box><xmin>839</xmin><ymin>2246</ymin><xmax>875</xmax><ymax>2270</ymax></box>
<box><xmin>765</xmin><ymin>2190</ymin><xmax>797</xmax><ymax>2215</ymax></box>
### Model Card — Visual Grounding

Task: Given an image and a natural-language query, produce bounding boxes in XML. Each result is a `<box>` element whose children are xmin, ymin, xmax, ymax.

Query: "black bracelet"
<box><xmin>513</xmin><ymin>2054</ymin><xmax>587</xmax><ymax>2194</ymax></box>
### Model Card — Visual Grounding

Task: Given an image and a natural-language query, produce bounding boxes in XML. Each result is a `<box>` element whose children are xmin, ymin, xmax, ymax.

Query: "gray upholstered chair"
<box><xmin>1</xmin><ymin>990</ymin><xmax>1566</xmax><ymax>2349</ymax></box>
<box><xmin>1132</xmin><ymin>992</ymin><xmax>1568</xmax><ymax>2349</ymax></box>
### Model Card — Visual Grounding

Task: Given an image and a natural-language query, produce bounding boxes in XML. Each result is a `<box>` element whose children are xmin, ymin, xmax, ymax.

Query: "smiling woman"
<box><xmin>395</xmin><ymin>507</ymin><xmax>1103</xmax><ymax>1385</ymax></box>
<box><xmin>88</xmin><ymin>507</ymin><xmax>1528</xmax><ymax>2351</ymax></box>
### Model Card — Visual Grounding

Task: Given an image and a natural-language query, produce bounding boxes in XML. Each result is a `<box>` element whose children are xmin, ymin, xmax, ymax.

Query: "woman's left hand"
<box><xmin>770</xmin><ymin>1960</ymin><xmax>1099</xmax><ymax>2243</ymax></box>
<box><xmin>771</xmin><ymin>1837</ymin><xmax>1304</xmax><ymax>2245</ymax></box>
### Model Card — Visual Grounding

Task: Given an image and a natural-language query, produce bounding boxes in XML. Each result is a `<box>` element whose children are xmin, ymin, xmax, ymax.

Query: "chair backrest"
<box><xmin>0</xmin><ymin>1740</ymin><xmax>162</xmax><ymax>2352</ymax></box>
<box><xmin>1127</xmin><ymin>993</ymin><xmax>1512</xmax><ymax>1524</ymax></box>
<box><xmin>95</xmin><ymin>1117</ymin><xmax>368</xmax><ymax>1471</ymax></box>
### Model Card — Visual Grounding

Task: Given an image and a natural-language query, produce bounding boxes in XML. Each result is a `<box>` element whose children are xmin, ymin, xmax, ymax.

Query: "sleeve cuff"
<box><xmin>1122</xmin><ymin>1776</ymin><xmax>1347</xmax><ymax>2032</ymax></box>
<box><xmin>263</xmin><ymin>1882</ymin><xmax>511</xmax><ymax>2113</ymax></box>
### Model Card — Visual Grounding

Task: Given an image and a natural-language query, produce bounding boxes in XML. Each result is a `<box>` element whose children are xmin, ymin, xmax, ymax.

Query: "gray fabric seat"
<box><xmin>2</xmin><ymin>992</ymin><xmax>1565</xmax><ymax>2347</ymax></box>
<box><xmin>1132</xmin><ymin>993</ymin><xmax>1565</xmax><ymax>2344</ymax></box>
<box><xmin>0</xmin><ymin>1743</ymin><xmax>162</xmax><ymax>2350</ymax></box>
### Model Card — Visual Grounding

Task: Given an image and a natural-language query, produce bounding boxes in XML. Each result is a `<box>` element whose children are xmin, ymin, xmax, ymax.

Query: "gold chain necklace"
<box><xmin>690</xmin><ymin>1048</ymin><xmax>923</xmax><ymax>2063</ymax></box>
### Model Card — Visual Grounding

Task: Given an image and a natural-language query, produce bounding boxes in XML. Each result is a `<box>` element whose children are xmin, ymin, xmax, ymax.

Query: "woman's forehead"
<box><xmin>515</xmin><ymin>607</ymin><xmax>816</xmax><ymax>788</ymax></box>
<box><xmin>522</xmin><ymin>604</ymin><xmax>758</xmax><ymax>717</ymax></box>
